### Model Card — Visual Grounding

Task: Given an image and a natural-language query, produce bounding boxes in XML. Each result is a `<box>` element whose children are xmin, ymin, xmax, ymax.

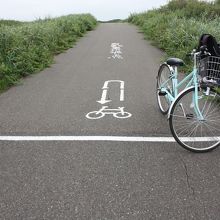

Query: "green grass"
<box><xmin>128</xmin><ymin>0</ymin><xmax>220</xmax><ymax>71</ymax></box>
<box><xmin>0</xmin><ymin>14</ymin><xmax>97</xmax><ymax>91</ymax></box>
<box><xmin>0</xmin><ymin>19</ymin><xmax>24</xmax><ymax>27</ymax></box>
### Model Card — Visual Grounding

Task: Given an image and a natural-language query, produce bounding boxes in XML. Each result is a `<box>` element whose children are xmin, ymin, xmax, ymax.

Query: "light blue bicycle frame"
<box><xmin>160</xmin><ymin>53</ymin><xmax>204</xmax><ymax>119</ymax></box>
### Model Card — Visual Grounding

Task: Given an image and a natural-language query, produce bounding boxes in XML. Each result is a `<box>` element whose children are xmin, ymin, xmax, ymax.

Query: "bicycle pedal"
<box><xmin>158</xmin><ymin>91</ymin><xmax>167</xmax><ymax>96</ymax></box>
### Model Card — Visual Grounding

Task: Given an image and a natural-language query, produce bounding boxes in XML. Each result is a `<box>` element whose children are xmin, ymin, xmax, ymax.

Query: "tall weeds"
<box><xmin>128</xmin><ymin>0</ymin><xmax>220</xmax><ymax>70</ymax></box>
<box><xmin>0</xmin><ymin>14</ymin><xmax>97</xmax><ymax>91</ymax></box>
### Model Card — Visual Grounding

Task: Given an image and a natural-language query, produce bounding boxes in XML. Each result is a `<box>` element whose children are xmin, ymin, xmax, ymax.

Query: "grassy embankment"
<box><xmin>0</xmin><ymin>14</ymin><xmax>97</xmax><ymax>91</ymax></box>
<box><xmin>128</xmin><ymin>0</ymin><xmax>220</xmax><ymax>70</ymax></box>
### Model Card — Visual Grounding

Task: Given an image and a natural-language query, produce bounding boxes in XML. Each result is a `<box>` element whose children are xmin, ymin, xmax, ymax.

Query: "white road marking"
<box><xmin>86</xmin><ymin>106</ymin><xmax>132</xmax><ymax>119</ymax></box>
<box><xmin>102</xmin><ymin>80</ymin><xmax>124</xmax><ymax>90</ymax></box>
<box><xmin>108</xmin><ymin>43</ymin><xmax>123</xmax><ymax>59</ymax></box>
<box><xmin>120</xmin><ymin>88</ymin><xmax>124</xmax><ymax>102</ymax></box>
<box><xmin>97</xmin><ymin>89</ymin><xmax>111</xmax><ymax>105</ymax></box>
<box><xmin>97</xmin><ymin>80</ymin><xmax>125</xmax><ymax>104</ymax></box>
<box><xmin>0</xmin><ymin>136</ymin><xmax>219</xmax><ymax>142</ymax></box>
<box><xmin>88</xmin><ymin>80</ymin><xmax>131</xmax><ymax>119</ymax></box>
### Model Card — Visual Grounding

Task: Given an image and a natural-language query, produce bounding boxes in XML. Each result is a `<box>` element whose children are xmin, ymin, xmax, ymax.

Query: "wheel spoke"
<box><xmin>169</xmin><ymin>87</ymin><xmax>220</xmax><ymax>152</ymax></box>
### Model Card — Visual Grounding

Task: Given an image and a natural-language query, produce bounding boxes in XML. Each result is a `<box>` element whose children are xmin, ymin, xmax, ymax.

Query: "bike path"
<box><xmin>0</xmin><ymin>23</ymin><xmax>220</xmax><ymax>220</ymax></box>
<box><xmin>0</xmin><ymin>23</ymin><xmax>167</xmax><ymax>136</ymax></box>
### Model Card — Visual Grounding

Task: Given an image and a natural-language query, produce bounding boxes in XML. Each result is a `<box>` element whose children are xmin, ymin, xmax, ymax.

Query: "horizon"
<box><xmin>0</xmin><ymin>0</ymin><xmax>169</xmax><ymax>22</ymax></box>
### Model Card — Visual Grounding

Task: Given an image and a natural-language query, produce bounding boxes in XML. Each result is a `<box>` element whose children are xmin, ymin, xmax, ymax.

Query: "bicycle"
<box><xmin>86</xmin><ymin>106</ymin><xmax>132</xmax><ymax>119</ymax></box>
<box><xmin>156</xmin><ymin>47</ymin><xmax>220</xmax><ymax>152</ymax></box>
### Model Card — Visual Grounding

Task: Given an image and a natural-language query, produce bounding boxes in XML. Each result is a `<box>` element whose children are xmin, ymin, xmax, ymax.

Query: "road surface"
<box><xmin>0</xmin><ymin>23</ymin><xmax>220</xmax><ymax>220</ymax></box>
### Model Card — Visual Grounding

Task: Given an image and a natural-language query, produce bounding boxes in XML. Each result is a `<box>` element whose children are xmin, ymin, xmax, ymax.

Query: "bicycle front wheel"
<box><xmin>169</xmin><ymin>86</ymin><xmax>220</xmax><ymax>152</ymax></box>
<box><xmin>114</xmin><ymin>112</ymin><xmax>132</xmax><ymax>119</ymax></box>
<box><xmin>156</xmin><ymin>63</ymin><xmax>173</xmax><ymax>114</ymax></box>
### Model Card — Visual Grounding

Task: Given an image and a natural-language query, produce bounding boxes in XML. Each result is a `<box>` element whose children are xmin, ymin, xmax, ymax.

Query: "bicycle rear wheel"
<box><xmin>169</xmin><ymin>86</ymin><xmax>220</xmax><ymax>152</ymax></box>
<box><xmin>156</xmin><ymin>63</ymin><xmax>173</xmax><ymax>114</ymax></box>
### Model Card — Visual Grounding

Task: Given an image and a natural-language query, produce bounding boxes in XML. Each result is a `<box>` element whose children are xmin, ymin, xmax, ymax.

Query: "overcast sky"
<box><xmin>0</xmin><ymin>0</ymin><xmax>169</xmax><ymax>21</ymax></box>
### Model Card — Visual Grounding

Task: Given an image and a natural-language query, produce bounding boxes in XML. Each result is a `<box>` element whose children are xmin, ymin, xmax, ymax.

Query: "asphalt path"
<box><xmin>0</xmin><ymin>23</ymin><xmax>220</xmax><ymax>219</ymax></box>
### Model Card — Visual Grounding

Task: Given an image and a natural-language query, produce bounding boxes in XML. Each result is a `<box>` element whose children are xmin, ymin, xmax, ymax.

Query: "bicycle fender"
<box><xmin>161</xmin><ymin>62</ymin><xmax>172</xmax><ymax>70</ymax></box>
<box><xmin>167</xmin><ymin>86</ymin><xmax>195</xmax><ymax>119</ymax></box>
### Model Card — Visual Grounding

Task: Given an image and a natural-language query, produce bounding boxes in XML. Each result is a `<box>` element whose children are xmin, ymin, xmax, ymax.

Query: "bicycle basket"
<box><xmin>199</xmin><ymin>56</ymin><xmax>220</xmax><ymax>85</ymax></box>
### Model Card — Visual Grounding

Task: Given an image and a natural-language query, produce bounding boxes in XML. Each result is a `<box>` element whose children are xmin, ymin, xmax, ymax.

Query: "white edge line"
<box><xmin>0</xmin><ymin>136</ymin><xmax>174</xmax><ymax>142</ymax></box>
<box><xmin>0</xmin><ymin>136</ymin><xmax>219</xmax><ymax>142</ymax></box>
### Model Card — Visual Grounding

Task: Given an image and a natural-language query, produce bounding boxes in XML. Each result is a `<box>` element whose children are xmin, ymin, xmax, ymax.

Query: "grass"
<box><xmin>0</xmin><ymin>14</ymin><xmax>97</xmax><ymax>91</ymax></box>
<box><xmin>0</xmin><ymin>20</ymin><xmax>24</xmax><ymax>27</ymax></box>
<box><xmin>128</xmin><ymin>0</ymin><xmax>220</xmax><ymax>71</ymax></box>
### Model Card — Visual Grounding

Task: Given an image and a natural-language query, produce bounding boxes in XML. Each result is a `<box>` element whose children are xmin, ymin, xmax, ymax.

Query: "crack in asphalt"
<box><xmin>178</xmin><ymin>155</ymin><xmax>209</xmax><ymax>220</ymax></box>
<box><xmin>178</xmin><ymin>155</ymin><xmax>196</xmax><ymax>197</ymax></box>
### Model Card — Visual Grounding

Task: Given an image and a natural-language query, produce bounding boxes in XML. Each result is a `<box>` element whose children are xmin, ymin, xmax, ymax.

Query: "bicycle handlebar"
<box><xmin>187</xmin><ymin>47</ymin><xmax>211</xmax><ymax>58</ymax></box>
<box><xmin>186</xmin><ymin>49</ymin><xmax>211</xmax><ymax>69</ymax></box>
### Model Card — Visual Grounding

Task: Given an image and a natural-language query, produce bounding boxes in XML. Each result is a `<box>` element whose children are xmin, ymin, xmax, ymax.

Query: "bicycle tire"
<box><xmin>169</xmin><ymin>86</ymin><xmax>220</xmax><ymax>152</ymax></box>
<box><xmin>86</xmin><ymin>111</ymin><xmax>105</xmax><ymax>119</ymax></box>
<box><xmin>114</xmin><ymin>112</ymin><xmax>132</xmax><ymax>119</ymax></box>
<box><xmin>156</xmin><ymin>63</ymin><xmax>173</xmax><ymax>114</ymax></box>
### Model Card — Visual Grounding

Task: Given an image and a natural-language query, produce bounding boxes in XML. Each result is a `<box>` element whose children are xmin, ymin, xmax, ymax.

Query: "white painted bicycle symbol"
<box><xmin>86</xmin><ymin>106</ymin><xmax>132</xmax><ymax>119</ymax></box>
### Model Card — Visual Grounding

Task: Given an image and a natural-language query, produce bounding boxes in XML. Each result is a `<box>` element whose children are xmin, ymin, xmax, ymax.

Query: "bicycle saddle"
<box><xmin>167</xmin><ymin>58</ymin><xmax>184</xmax><ymax>66</ymax></box>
